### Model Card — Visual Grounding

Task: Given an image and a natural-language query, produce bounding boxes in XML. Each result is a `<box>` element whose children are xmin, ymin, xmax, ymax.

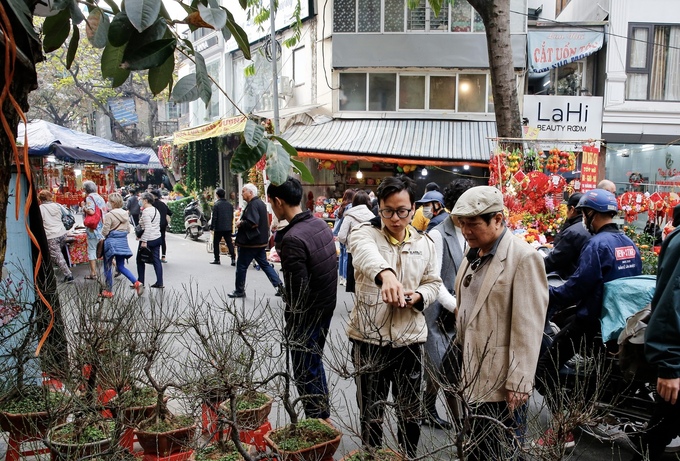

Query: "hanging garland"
<box><xmin>186</xmin><ymin>138</ymin><xmax>220</xmax><ymax>193</ymax></box>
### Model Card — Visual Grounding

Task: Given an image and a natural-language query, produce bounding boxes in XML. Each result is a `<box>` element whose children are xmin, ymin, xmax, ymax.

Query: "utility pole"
<box><xmin>269</xmin><ymin>0</ymin><xmax>280</xmax><ymax>136</ymax></box>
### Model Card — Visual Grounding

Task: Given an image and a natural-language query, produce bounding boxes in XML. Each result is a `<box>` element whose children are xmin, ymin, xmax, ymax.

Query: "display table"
<box><xmin>65</xmin><ymin>229</ymin><xmax>89</xmax><ymax>265</ymax></box>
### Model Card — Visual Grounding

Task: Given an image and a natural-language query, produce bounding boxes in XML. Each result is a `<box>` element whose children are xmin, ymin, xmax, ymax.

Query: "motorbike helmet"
<box><xmin>576</xmin><ymin>189</ymin><xmax>618</xmax><ymax>214</ymax></box>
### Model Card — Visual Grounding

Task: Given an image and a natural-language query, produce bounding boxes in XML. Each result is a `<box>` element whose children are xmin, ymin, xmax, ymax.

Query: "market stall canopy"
<box><xmin>281</xmin><ymin>119</ymin><xmax>497</xmax><ymax>166</ymax></box>
<box><xmin>117</xmin><ymin>147</ymin><xmax>163</xmax><ymax>169</ymax></box>
<box><xmin>173</xmin><ymin>115</ymin><xmax>247</xmax><ymax>146</ymax></box>
<box><xmin>17</xmin><ymin>120</ymin><xmax>151</xmax><ymax>164</ymax></box>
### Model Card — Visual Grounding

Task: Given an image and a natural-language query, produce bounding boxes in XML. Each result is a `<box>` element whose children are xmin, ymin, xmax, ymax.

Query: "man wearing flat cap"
<box><xmin>451</xmin><ymin>186</ymin><xmax>548</xmax><ymax>459</ymax></box>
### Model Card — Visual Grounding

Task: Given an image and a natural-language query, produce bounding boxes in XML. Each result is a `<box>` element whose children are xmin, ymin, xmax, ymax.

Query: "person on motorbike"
<box><xmin>535</xmin><ymin>188</ymin><xmax>642</xmax><ymax>448</ymax></box>
<box><xmin>543</xmin><ymin>192</ymin><xmax>592</xmax><ymax>280</ymax></box>
<box><xmin>630</xmin><ymin>224</ymin><xmax>680</xmax><ymax>460</ymax></box>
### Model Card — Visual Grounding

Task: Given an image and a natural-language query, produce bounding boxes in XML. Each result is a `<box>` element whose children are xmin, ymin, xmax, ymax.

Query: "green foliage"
<box><xmin>195</xmin><ymin>442</ymin><xmax>243</xmax><ymax>461</ymax></box>
<box><xmin>1</xmin><ymin>387</ymin><xmax>67</xmax><ymax>414</ymax></box>
<box><xmin>236</xmin><ymin>391</ymin><xmax>269</xmax><ymax>411</ymax></box>
<box><xmin>42</xmin><ymin>8</ymin><xmax>71</xmax><ymax>52</ymax></box>
<box><xmin>186</xmin><ymin>138</ymin><xmax>220</xmax><ymax>192</ymax></box>
<box><xmin>622</xmin><ymin>225</ymin><xmax>659</xmax><ymax>275</ymax></box>
<box><xmin>269</xmin><ymin>419</ymin><xmax>338</xmax><ymax>451</ymax></box>
<box><xmin>168</xmin><ymin>197</ymin><xmax>192</xmax><ymax>233</ymax></box>
<box><xmin>51</xmin><ymin>420</ymin><xmax>115</xmax><ymax>444</ymax></box>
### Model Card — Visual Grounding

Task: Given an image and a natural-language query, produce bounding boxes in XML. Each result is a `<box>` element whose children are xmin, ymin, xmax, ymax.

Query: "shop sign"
<box><xmin>523</xmin><ymin>95</ymin><xmax>603</xmax><ymax>142</ymax></box>
<box><xmin>173</xmin><ymin>116</ymin><xmax>247</xmax><ymax>146</ymax></box>
<box><xmin>581</xmin><ymin>144</ymin><xmax>599</xmax><ymax>191</ymax></box>
<box><xmin>528</xmin><ymin>30</ymin><xmax>604</xmax><ymax>73</ymax></box>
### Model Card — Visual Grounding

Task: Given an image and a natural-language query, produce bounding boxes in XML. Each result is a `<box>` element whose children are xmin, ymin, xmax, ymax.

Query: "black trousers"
<box><xmin>212</xmin><ymin>230</ymin><xmax>235</xmax><ymax>262</ymax></box>
<box><xmin>351</xmin><ymin>340</ymin><xmax>422</xmax><ymax>459</ymax></box>
<box><xmin>631</xmin><ymin>396</ymin><xmax>680</xmax><ymax>461</ymax></box>
<box><xmin>465</xmin><ymin>401</ymin><xmax>526</xmax><ymax>461</ymax></box>
<box><xmin>160</xmin><ymin>226</ymin><xmax>167</xmax><ymax>257</ymax></box>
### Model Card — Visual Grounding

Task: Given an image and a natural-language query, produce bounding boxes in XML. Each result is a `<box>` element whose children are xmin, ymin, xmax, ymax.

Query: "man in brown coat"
<box><xmin>452</xmin><ymin>186</ymin><xmax>548</xmax><ymax>460</ymax></box>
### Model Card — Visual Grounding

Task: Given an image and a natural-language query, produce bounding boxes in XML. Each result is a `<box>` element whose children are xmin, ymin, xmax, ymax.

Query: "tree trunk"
<box><xmin>468</xmin><ymin>0</ymin><xmax>522</xmax><ymax>145</ymax></box>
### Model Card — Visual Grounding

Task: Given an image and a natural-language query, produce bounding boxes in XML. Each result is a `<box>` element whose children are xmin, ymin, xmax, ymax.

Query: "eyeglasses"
<box><xmin>379</xmin><ymin>208</ymin><xmax>412</xmax><ymax>219</ymax></box>
<box><xmin>463</xmin><ymin>257</ymin><xmax>484</xmax><ymax>288</ymax></box>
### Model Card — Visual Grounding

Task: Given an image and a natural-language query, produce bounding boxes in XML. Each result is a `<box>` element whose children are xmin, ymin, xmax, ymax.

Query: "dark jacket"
<box><xmin>152</xmin><ymin>199</ymin><xmax>172</xmax><ymax>229</ymax></box>
<box><xmin>426</xmin><ymin>211</ymin><xmax>449</xmax><ymax>233</ymax></box>
<box><xmin>544</xmin><ymin>214</ymin><xmax>592</xmax><ymax>279</ymax></box>
<box><xmin>275</xmin><ymin>211</ymin><xmax>338</xmax><ymax>326</ymax></box>
<box><xmin>235</xmin><ymin>196</ymin><xmax>269</xmax><ymax>247</ymax></box>
<box><xmin>645</xmin><ymin>227</ymin><xmax>680</xmax><ymax>379</ymax></box>
<box><xmin>211</xmin><ymin>198</ymin><xmax>234</xmax><ymax>232</ymax></box>
<box><xmin>550</xmin><ymin>224</ymin><xmax>642</xmax><ymax>320</ymax></box>
<box><xmin>126</xmin><ymin>195</ymin><xmax>140</xmax><ymax>216</ymax></box>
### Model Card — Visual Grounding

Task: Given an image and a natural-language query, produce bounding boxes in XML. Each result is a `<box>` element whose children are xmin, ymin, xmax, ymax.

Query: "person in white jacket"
<box><xmin>337</xmin><ymin>190</ymin><xmax>375</xmax><ymax>291</ymax></box>
<box><xmin>348</xmin><ymin>175</ymin><xmax>441</xmax><ymax>459</ymax></box>
<box><xmin>38</xmin><ymin>190</ymin><xmax>73</xmax><ymax>283</ymax></box>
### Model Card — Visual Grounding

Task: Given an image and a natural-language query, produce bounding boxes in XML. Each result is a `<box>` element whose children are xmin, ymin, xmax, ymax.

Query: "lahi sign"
<box><xmin>523</xmin><ymin>95</ymin><xmax>603</xmax><ymax>141</ymax></box>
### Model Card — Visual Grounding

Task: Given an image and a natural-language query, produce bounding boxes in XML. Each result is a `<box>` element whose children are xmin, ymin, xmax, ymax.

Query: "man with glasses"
<box><xmin>348</xmin><ymin>175</ymin><xmax>441</xmax><ymax>459</ymax></box>
<box><xmin>451</xmin><ymin>186</ymin><xmax>548</xmax><ymax>460</ymax></box>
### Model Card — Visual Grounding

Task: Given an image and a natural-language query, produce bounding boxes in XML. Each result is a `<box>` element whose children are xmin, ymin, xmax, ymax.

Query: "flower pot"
<box><xmin>135</xmin><ymin>423</ymin><xmax>197</xmax><ymax>457</ymax></box>
<box><xmin>0</xmin><ymin>410</ymin><xmax>53</xmax><ymax>436</ymax></box>
<box><xmin>264</xmin><ymin>419</ymin><xmax>342</xmax><ymax>461</ymax></box>
<box><xmin>109</xmin><ymin>394</ymin><xmax>169</xmax><ymax>426</ymax></box>
<box><xmin>219</xmin><ymin>393</ymin><xmax>273</xmax><ymax>431</ymax></box>
<box><xmin>340</xmin><ymin>448</ymin><xmax>404</xmax><ymax>461</ymax></box>
<box><xmin>47</xmin><ymin>421</ymin><xmax>113</xmax><ymax>460</ymax></box>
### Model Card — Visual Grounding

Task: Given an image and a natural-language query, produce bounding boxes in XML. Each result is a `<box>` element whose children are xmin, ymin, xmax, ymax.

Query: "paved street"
<box><xmin>1</xmin><ymin>230</ymin><xmax>674</xmax><ymax>460</ymax></box>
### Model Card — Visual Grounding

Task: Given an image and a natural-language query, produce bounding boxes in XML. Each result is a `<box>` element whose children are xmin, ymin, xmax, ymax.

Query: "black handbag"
<box><xmin>135</xmin><ymin>224</ymin><xmax>144</xmax><ymax>238</ymax></box>
<box><xmin>137</xmin><ymin>246</ymin><xmax>154</xmax><ymax>264</ymax></box>
<box><xmin>60</xmin><ymin>206</ymin><xmax>75</xmax><ymax>230</ymax></box>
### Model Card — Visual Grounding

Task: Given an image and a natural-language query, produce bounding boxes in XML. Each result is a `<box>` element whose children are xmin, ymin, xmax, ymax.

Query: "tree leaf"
<box><xmin>124</xmin><ymin>17</ymin><xmax>168</xmax><ymax>56</ymax></box>
<box><xmin>428</xmin><ymin>0</ymin><xmax>442</xmax><ymax>17</ymax></box>
<box><xmin>221</xmin><ymin>25</ymin><xmax>231</xmax><ymax>41</ymax></box>
<box><xmin>266</xmin><ymin>143</ymin><xmax>293</xmax><ymax>186</ymax></box>
<box><xmin>194</xmin><ymin>52</ymin><xmax>213</xmax><ymax>107</ymax></box>
<box><xmin>65</xmin><ymin>25</ymin><xmax>80</xmax><ymax>69</ymax></box>
<box><xmin>271</xmin><ymin>135</ymin><xmax>298</xmax><ymax>157</ymax></box>
<box><xmin>198</xmin><ymin>4</ymin><xmax>227</xmax><ymax>30</ymax></box>
<box><xmin>244</xmin><ymin>119</ymin><xmax>265</xmax><ymax>148</ymax></box>
<box><xmin>13</xmin><ymin>0</ymin><xmax>47</xmax><ymax>41</ymax></box>
<box><xmin>69</xmin><ymin>0</ymin><xmax>85</xmax><ymax>24</ymax></box>
<box><xmin>291</xmin><ymin>157</ymin><xmax>314</xmax><ymax>184</ymax></box>
<box><xmin>122</xmin><ymin>38</ymin><xmax>176</xmax><ymax>71</ymax></box>
<box><xmin>125</xmin><ymin>0</ymin><xmax>161</xmax><ymax>32</ymax></box>
<box><xmin>101</xmin><ymin>42</ymin><xmax>131</xmax><ymax>87</ymax></box>
<box><xmin>172</xmin><ymin>73</ymin><xmax>200</xmax><ymax>103</ymax></box>
<box><xmin>148</xmin><ymin>54</ymin><xmax>175</xmax><ymax>95</ymax></box>
<box><xmin>88</xmin><ymin>8</ymin><xmax>111</xmax><ymax>49</ymax></box>
<box><xmin>239</xmin><ymin>0</ymin><xmax>247</xmax><ymax>9</ymax></box>
<box><xmin>108</xmin><ymin>12</ymin><xmax>134</xmax><ymax>47</ymax></box>
<box><xmin>101</xmin><ymin>0</ymin><xmax>120</xmax><ymax>15</ymax></box>
<box><xmin>43</xmin><ymin>7</ymin><xmax>71</xmax><ymax>53</ymax></box>
<box><xmin>231</xmin><ymin>140</ymin><xmax>267</xmax><ymax>174</ymax></box>
<box><xmin>226</xmin><ymin>11</ymin><xmax>251</xmax><ymax>60</ymax></box>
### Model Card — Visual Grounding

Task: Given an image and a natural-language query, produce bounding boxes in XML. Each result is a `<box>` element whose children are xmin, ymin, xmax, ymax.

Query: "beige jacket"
<box><xmin>454</xmin><ymin>230</ymin><xmax>548</xmax><ymax>403</ymax></box>
<box><xmin>347</xmin><ymin>221</ymin><xmax>441</xmax><ymax>347</ymax></box>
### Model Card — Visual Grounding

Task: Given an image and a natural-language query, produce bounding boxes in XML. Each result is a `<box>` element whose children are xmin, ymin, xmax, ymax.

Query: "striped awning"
<box><xmin>281</xmin><ymin>119</ymin><xmax>497</xmax><ymax>164</ymax></box>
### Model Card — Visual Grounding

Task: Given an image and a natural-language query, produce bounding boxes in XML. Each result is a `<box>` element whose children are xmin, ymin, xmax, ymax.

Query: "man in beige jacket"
<box><xmin>452</xmin><ymin>186</ymin><xmax>548</xmax><ymax>460</ymax></box>
<box><xmin>348</xmin><ymin>175</ymin><xmax>441</xmax><ymax>459</ymax></box>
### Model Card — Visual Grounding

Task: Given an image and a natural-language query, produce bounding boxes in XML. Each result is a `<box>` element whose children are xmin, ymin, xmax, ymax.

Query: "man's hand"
<box><xmin>657</xmin><ymin>377</ymin><xmax>680</xmax><ymax>405</ymax></box>
<box><xmin>506</xmin><ymin>390</ymin><xmax>529</xmax><ymax>412</ymax></box>
<box><xmin>377</xmin><ymin>270</ymin><xmax>407</xmax><ymax>308</ymax></box>
<box><xmin>403</xmin><ymin>290</ymin><xmax>422</xmax><ymax>309</ymax></box>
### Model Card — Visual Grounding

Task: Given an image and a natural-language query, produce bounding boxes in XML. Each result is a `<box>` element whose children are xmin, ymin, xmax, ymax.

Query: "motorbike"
<box><xmin>184</xmin><ymin>199</ymin><xmax>208</xmax><ymax>240</ymax></box>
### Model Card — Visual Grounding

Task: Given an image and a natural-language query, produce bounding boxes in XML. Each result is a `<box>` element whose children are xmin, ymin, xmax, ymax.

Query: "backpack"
<box><xmin>617</xmin><ymin>304</ymin><xmax>657</xmax><ymax>382</ymax></box>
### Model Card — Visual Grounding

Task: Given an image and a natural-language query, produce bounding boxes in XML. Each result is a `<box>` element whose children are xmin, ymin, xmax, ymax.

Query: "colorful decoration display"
<box><xmin>313</xmin><ymin>196</ymin><xmax>341</xmax><ymax>220</ymax></box>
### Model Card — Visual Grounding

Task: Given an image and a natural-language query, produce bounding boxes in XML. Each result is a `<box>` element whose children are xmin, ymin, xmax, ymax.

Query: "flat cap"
<box><xmin>451</xmin><ymin>186</ymin><xmax>504</xmax><ymax>217</ymax></box>
<box><xmin>415</xmin><ymin>190</ymin><xmax>445</xmax><ymax>206</ymax></box>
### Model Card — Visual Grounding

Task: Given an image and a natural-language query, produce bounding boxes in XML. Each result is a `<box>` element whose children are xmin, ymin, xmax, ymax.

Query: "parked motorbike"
<box><xmin>184</xmin><ymin>199</ymin><xmax>208</xmax><ymax>240</ymax></box>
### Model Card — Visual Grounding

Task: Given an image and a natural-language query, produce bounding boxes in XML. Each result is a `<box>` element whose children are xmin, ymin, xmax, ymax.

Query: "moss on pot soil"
<box><xmin>269</xmin><ymin>419</ymin><xmax>338</xmax><ymax>452</ymax></box>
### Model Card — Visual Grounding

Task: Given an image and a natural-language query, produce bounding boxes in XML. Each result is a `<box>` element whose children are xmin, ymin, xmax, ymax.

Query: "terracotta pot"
<box><xmin>264</xmin><ymin>419</ymin><xmax>342</xmax><ymax>461</ymax></box>
<box><xmin>135</xmin><ymin>423</ymin><xmax>197</xmax><ymax>457</ymax></box>
<box><xmin>0</xmin><ymin>410</ymin><xmax>53</xmax><ymax>436</ymax></box>
<box><xmin>340</xmin><ymin>448</ymin><xmax>404</xmax><ymax>461</ymax></box>
<box><xmin>109</xmin><ymin>396</ymin><xmax>169</xmax><ymax>426</ymax></box>
<box><xmin>46</xmin><ymin>421</ymin><xmax>112</xmax><ymax>460</ymax></box>
<box><xmin>219</xmin><ymin>393</ymin><xmax>274</xmax><ymax>431</ymax></box>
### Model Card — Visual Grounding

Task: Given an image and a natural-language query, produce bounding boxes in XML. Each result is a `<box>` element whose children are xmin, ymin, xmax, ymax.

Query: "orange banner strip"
<box><xmin>295</xmin><ymin>151</ymin><xmax>489</xmax><ymax>168</ymax></box>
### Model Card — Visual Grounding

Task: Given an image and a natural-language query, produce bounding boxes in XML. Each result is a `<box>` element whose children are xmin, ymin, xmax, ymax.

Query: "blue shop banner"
<box><xmin>528</xmin><ymin>30</ymin><xmax>604</xmax><ymax>74</ymax></box>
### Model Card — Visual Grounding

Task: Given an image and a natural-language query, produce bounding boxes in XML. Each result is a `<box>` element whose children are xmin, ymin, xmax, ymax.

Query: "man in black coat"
<box><xmin>544</xmin><ymin>192</ymin><xmax>592</xmax><ymax>279</ymax></box>
<box><xmin>268</xmin><ymin>177</ymin><xmax>338</xmax><ymax>419</ymax></box>
<box><xmin>210</xmin><ymin>188</ymin><xmax>235</xmax><ymax>266</ymax></box>
<box><xmin>126</xmin><ymin>188</ymin><xmax>141</xmax><ymax>226</ymax></box>
<box><xmin>151</xmin><ymin>189</ymin><xmax>173</xmax><ymax>263</ymax></box>
<box><xmin>228</xmin><ymin>183</ymin><xmax>283</xmax><ymax>298</ymax></box>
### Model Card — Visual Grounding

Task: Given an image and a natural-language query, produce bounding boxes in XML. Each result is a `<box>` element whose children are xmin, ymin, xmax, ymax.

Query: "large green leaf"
<box><xmin>291</xmin><ymin>157</ymin><xmax>314</xmax><ymax>184</ymax></box>
<box><xmin>6</xmin><ymin>0</ymin><xmax>39</xmax><ymax>42</ymax></box>
<box><xmin>101</xmin><ymin>0</ymin><xmax>121</xmax><ymax>14</ymax></box>
<box><xmin>197</xmin><ymin>4</ymin><xmax>226</xmax><ymax>30</ymax></box>
<box><xmin>231</xmin><ymin>140</ymin><xmax>267</xmax><ymax>174</ymax></box>
<box><xmin>42</xmin><ymin>8</ymin><xmax>71</xmax><ymax>52</ymax></box>
<box><xmin>172</xmin><ymin>74</ymin><xmax>200</xmax><ymax>103</ymax></box>
<box><xmin>428</xmin><ymin>0</ymin><xmax>443</xmax><ymax>17</ymax></box>
<box><xmin>123</xmin><ymin>18</ymin><xmax>168</xmax><ymax>57</ymax></box>
<box><xmin>108</xmin><ymin>12</ymin><xmax>134</xmax><ymax>47</ymax></box>
<box><xmin>271</xmin><ymin>135</ymin><xmax>298</xmax><ymax>157</ymax></box>
<box><xmin>243</xmin><ymin>119</ymin><xmax>265</xmax><ymax>148</ymax></box>
<box><xmin>266</xmin><ymin>143</ymin><xmax>293</xmax><ymax>186</ymax></box>
<box><xmin>122</xmin><ymin>38</ymin><xmax>176</xmax><ymax>70</ymax></box>
<box><xmin>194</xmin><ymin>52</ymin><xmax>213</xmax><ymax>107</ymax></box>
<box><xmin>69</xmin><ymin>0</ymin><xmax>85</xmax><ymax>24</ymax></box>
<box><xmin>101</xmin><ymin>43</ymin><xmax>130</xmax><ymax>87</ymax></box>
<box><xmin>88</xmin><ymin>8</ymin><xmax>111</xmax><ymax>49</ymax></box>
<box><xmin>65</xmin><ymin>25</ymin><xmax>80</xmax><ymax>69</ymax></box>
<box><xmin>221</xmin><ymin>26</ymin><xmax>232</xmax><ymax>42</ymax></box>
<box><xmin>148</xmin><ymin>54</ymin><xmax>175</xmax><ymax>95</ymax></box>
<box><xmin>226</xmin><ymin>11</ymin><xmax>251</xmax><ymax>60</ymax></box>
<box><xmin>125</xmin><ymin>0</ymin><xmax>161</xmax><ymax>32</ymax></box>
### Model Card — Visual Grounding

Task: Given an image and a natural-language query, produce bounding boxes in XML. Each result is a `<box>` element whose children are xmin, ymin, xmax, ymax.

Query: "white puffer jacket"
<box><xmin>337</xmin><ymin>204</ymin><xmax>376</xmax><ymax>246</ymax></box>
<box><xmin>347</xmin><ymin>221</ymin><xmax>441</xmax><ymax>347</ymax></box>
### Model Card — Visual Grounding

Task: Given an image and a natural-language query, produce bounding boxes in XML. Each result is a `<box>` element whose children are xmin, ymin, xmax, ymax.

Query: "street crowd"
<box><xmin>38</xmin><ymin>175</ymin><xmax>680</xmax><ymax>460</ymax></box>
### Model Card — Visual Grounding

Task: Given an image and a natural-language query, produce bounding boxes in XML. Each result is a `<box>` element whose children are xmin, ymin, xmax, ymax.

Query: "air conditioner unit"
<box><xmin>278</xmin><ymin>76</ymin><xmax>295</xmax><ymax>99</ymax></box>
